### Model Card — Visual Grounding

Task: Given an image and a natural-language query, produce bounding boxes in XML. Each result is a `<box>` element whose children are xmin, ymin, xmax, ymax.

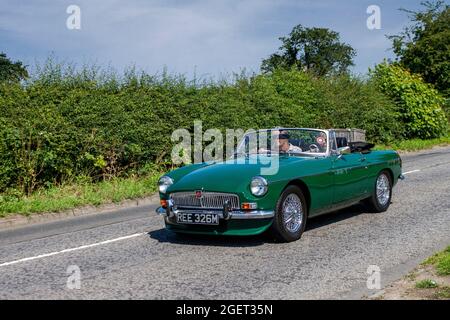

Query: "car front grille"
<box><xmin>170</xmin><ymin>192</ymin><xmax>240</xmax><ymax>210</ymax></box>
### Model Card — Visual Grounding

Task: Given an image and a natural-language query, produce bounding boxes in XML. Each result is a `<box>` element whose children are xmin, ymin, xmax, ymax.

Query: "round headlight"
<box><xmin>158</xmin><ymin>176</ymin><xmax>173</xmax><ymax>193</ymax></box>
<box><xmin>250</xmin><ymin>176</ymin><xmax>268</xmax><ymax>196</ymax></box>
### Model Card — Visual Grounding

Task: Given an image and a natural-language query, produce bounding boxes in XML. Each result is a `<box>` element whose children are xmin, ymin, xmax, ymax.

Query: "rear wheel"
<box><xmin>364</xmin><ymin>170</ymin><xmax>392</xmax><ymax>212</ymax></box>
<box><xmin>269</xmin><ymin>185</ymin><xmax>307</xmax><ymax>242</ymax></box>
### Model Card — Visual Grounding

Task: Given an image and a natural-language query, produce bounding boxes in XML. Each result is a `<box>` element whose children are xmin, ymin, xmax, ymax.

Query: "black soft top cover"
<box><xmin>348</xmin><ymin>141</ymin><xmax>375</xmax><ymax>153</ymax></box>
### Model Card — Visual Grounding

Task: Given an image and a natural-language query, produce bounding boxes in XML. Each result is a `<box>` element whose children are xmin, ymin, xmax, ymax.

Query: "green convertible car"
<box><xmin>156</xmin><ymin>128</ymin><xmax>403</xmax><ymax>242</ymax></box>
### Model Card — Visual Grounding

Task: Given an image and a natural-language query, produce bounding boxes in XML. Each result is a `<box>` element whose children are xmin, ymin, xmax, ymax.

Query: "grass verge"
<box><xmin>374</xmin><ymin>135</ymin><xmax>450</xmax><ymax>152</ymax></box>
<box><xmin>0</xmin><ymin>173</ymin><xmax>161</xmax><ymax>218</ymax></box>
<box><xmin>422</xmin><ymin>246</ymin><xmax>450</xmax><ymax>276</ymax></box>
<box><xmin>373</xmin><ymin>246</ymin><xmax>450</xmax><ymax>300</ymax></box>
<box><xmin>415</xmin><ymin>279</ymin><xmax>438</xmax><ymax>289</ymax></box>
<box><xmin>436</xmin><ymin>286</ymin><xmax>450</xmax><ymax>299</ymax></box>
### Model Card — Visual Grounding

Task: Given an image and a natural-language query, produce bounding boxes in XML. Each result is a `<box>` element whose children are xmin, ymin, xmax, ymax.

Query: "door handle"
<box><xmin>360</xmin><ymin>157</ymin><xmax>366</xmax><ymax>162</ymax></box>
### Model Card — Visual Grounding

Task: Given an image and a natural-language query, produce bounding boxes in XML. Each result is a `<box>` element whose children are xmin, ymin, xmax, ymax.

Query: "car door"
<box><xmin>332</xmin><ymin>152</ymin><xmax>368</xmax><ymax>204</ymax></box>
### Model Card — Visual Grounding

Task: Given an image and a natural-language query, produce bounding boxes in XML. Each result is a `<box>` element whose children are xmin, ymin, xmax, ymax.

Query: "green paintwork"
<box><xmin>159</xmin><ymin>149</ymin><xmax>402</xmax><ymax>236</ymax></box>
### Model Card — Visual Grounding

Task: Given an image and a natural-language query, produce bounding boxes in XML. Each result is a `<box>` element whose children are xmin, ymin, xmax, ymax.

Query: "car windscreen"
<box><xmin>235</xmin><ymin>129</ymin><xmax>328</xmax><ymax>157</ymax></box>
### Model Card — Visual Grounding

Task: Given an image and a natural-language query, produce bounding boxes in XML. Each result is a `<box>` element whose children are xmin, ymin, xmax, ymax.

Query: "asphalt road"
<box><xmin>0</xmin><ymin>147</ymin><xmax>449</xmax><ymax>299</ymax></box>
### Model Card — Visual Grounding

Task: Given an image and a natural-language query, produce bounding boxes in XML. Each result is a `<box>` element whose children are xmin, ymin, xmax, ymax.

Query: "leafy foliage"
<box><xmin>261</xmin><ymin>24</ymin><xmax>356</xmax><ymax>76</ymax></box>
<box><xmin>371</xmin><ymin>63</ymin><xmax>447</xmax><ymax>139</ymax></box>
<box><xmin>388</xmin><ymin>1</ymin><xmax>450</xmax><ymax>95</ymax></box>
<box><xmin>0</xmin><ymin>52</ymin><xmax>28</xmax><ymax>83</ymax></box>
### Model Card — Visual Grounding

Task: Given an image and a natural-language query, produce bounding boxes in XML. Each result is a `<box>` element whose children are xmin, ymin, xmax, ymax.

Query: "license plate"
<box><xmin>176</xmin><ymin>212</ymin><xmax>219</xmax><ymax>225</ymax></box>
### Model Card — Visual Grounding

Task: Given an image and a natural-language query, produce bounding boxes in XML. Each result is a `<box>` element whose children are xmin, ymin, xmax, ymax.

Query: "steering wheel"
<box><xmin>309</xmin><ymin>144</ymin><xmax>320</xmax><ymax>152</ymax></box>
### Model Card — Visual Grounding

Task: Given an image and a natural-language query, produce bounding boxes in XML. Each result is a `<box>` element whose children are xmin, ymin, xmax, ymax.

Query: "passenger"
<box><xmin>277</xmin><ymin>131</ymin><xmax>302</xmax><ymax>153</ymax></box>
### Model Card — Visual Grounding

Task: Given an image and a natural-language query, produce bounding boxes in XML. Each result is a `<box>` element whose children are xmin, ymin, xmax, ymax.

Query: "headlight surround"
<box><xmin>158</xmin><ymin>176</ymin><xmax>173</xmax><ymax>193</ymax></box>
<box><xmin>250</xmin><ymin>176</ymin><xmax>268</xmax><ymax>196</ymax></box>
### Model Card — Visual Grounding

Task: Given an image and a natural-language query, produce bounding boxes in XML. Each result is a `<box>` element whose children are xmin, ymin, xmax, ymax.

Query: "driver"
<box><xmin>316</xmin><ymin>132</ymin><xmax>327</xmax><ymax>152</ymax></box>
<box><xmin>277</xmin><ymin>131</ymin><xmax>302</xmax><ymax>153</ymax></box>
<box><xmin>309</xmin><ymin>132</ymin><xmax>327</xmax><ymax>152</ymax></box>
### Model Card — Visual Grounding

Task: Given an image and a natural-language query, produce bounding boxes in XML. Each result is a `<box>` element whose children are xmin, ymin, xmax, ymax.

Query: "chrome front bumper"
<box><xmin>155</xmin><ymin>206</ymin><xmax>274</xmax><ymax>220</ymax></box>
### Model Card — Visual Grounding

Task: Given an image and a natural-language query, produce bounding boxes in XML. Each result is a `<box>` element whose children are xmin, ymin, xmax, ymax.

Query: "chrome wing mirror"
<box><xmin>336</xmin><ymin>146</ymin><xmax>351</xmax><ymax>159</ymax></box>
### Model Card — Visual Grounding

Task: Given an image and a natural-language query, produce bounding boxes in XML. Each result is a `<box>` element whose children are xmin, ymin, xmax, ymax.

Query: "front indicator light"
<box><xmin>242</xmin><ymin>202</ymin><xmax>257</xmax><ymax>210</ymax></box>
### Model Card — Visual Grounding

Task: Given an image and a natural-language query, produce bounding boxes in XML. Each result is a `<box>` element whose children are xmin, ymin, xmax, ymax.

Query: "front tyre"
<box><xmin>269</xmin><ymin>185</ymin><xmax>307</xmax><ymax>242</ymax></box>
<box><xmin>365</xmin><ymin>170</ymin><xmax>392</xmax><ymax>212</ymax></box>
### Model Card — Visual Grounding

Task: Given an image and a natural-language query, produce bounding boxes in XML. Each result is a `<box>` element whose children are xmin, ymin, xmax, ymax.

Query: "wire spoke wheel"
<box><xmin>270</xmin><ymin>185</ymin><xmax>307</xmax><ymax>242</ymax></box>
<box><xmin>376</xmin><ymin>173</ymin><xmax>390</xmax><ymax>206</ymax></box>
<box><xmin>281</xmin><ymin>194</ymin><xmax>303</xmax><ymax>233</ymax></box>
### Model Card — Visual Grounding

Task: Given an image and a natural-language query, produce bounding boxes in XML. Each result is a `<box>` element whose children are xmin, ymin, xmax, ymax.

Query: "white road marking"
<box><xmin>402</xmin><ymin>169</ymin><xmax>421</xmax><ymax>175</ymax></box>
<box><xmin>0</xmin><ymin>232</ymin><xmax>145</xmax><ymax>268</ymax></box>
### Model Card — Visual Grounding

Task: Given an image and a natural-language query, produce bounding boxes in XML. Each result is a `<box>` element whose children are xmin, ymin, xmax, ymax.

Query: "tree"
<box><xmin>261</xmin><ymin>24</ymin><xmax>356</xmax><ymax>76</ymax></box>
<box><xmin>388</xmin><ymin>1</ymin><xmax>450</xmax><ymax>95</ymax></box>
<box><xmin>0</xmin><ymin>52</ymin><xmax>28</xmax><ymax>83</ymax></box>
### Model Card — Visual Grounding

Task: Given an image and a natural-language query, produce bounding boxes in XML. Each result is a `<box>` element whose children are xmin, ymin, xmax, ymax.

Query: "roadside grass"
<box><xmin>378</xmin><ymin>246</ymin><xmax>450</xmax><ymax>300</ymax></box>
<box><xmin>374</xmin><ymin>135</ymin><xmax>450</xmax><ymax>152</ymax></box>
<box><xmin>435</xmin><ymin>286</ymin><xmax>450</xmax><ymax>299</ymax></box>
<box><xmin>414</xmin><ymin>246</ymin><xmax>450</xmax><ymax>299</ymax></box>
<box><xmin>422</xmin><ymin>246</ymin><xmax>450</xmax><ymax>276</ymax></box>
<box><xmin>415</xmin><ymin>279</ymin><xmax>438</xmax><ymax>289</ymax></box>
<box><xmin>0</xmin><ymin>173</ymin><xmax>161</xmax><ymax>218</ymax></box>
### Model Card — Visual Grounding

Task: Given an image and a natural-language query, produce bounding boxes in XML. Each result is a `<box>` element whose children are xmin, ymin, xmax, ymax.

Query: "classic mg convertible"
<box><xmin>156</xmin><ymin>128</ymin><xmax>403</xmax><ymax>242</ymax></box>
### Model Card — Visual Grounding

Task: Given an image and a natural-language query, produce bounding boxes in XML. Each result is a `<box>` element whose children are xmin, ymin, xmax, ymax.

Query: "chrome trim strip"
<box><xmin>230</xmin><ymin>210</ymin><xmax>274</xmax><ymax>219</ymax></box>
<box><xmin>155</xmin><ymin>207</ymin><xmax>274</xmax><ymax>220</ymax></box>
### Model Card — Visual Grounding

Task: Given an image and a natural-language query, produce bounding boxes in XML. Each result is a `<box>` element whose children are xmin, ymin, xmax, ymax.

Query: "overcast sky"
<box><xmin>1</xmin><ymin>0</ymin><xmax>428</xmax><ymax>79</ymax></box>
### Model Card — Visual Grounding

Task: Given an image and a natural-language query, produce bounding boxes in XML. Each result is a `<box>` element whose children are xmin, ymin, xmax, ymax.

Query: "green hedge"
<box><xmin>371</xmin><ymin>63</ymin><xmax>448</xmax><ymax>139</ymax></box>
<box><xmin>0</xmin><ymin>65</ymin><xmax>441</xmax><ymax>194</ymax></box>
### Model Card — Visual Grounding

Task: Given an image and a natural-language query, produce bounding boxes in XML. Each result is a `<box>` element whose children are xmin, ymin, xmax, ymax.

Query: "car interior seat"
<box><xmin>336</xmin><ymin>137</ymin><xmax>348</xmax><ymax>148</ymax></box>
<box><xmin>289</xmin><ymin>139</ymin><xmax>303</xmax><ymax>148</ymax></box>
